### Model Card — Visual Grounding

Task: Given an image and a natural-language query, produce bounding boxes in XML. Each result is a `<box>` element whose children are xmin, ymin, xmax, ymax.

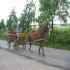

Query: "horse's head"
<box><xmin>42</xmin><ymin>22</ymin><xmax>49</xmax><ymax>33</ymax></box>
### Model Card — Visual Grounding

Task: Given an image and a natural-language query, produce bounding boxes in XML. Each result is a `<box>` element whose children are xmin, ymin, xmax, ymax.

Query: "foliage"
<box><xmin>44</xmin><ymin>26</ymin><xmax>70</xmax><ymax>50</ymax></box>
<box><xmin>0</xmin><ymin>19</ymin><xmax>6</xmax><ymax>31</ymax></box>
<box><xmin>39</xmin><ymin>0</ymin><xmax>70</xmax><ymax>32</ymax></box>
<box><xmin>46</xmin><ymin>43</ymin><xmax>70</xmax><ymax>50</ymax></box>
<box><xmin>35</xmin><ymin>14</ymin><xmax>44</xmax><ymax>27</ymax></box>
<box><xmin>6</xmin><ymin>8</ymin><xmax>18</xmax><ymax>31</ymax></box>
<box><xmin>0</xmin><ymin>31</ymin><xmax>7</xmax><ymax>40</ymax></box>
<box><xmin>19</xmin><ymin>0</ymin><xmax>36</xmax><ymax>32</ymax></box>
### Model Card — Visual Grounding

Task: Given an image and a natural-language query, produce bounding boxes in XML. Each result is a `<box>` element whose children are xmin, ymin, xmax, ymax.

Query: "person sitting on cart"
<box><xmin>15</xmin><ymin>25</ymin><xmax>21</xmax><ymax>40</ymax></box>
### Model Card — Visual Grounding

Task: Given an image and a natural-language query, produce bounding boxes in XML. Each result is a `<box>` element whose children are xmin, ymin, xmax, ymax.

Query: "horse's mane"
<box><xmin>37</xmin><ymin>22</ymin><xmax>48</xmax><ymax>33</ymax></box>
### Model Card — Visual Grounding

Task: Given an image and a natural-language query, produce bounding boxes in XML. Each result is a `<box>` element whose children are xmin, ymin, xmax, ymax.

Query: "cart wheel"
<box><xmin>7</xmin><ymin>40</ymin><xmax>11</xmax><ymax>48</ymax></box>
<box><xmin>22</xmin><ymin>42</ymin><xmax>26</xmax><ymax>50</ymax></box>
<box><xmin>13</xmin><ymin>41</ymin><xmax>18</xmax><ymax>50</ymax></box>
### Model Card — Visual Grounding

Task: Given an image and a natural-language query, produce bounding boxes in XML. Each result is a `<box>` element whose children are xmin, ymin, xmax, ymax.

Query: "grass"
<box><xmin>45</xmin><ymin>43</ymin><xmax>70</xmax><ymax>51</ymax></box>
<box><xmin>44</xmin><ymin>27</ymin><xmax>70</xmax><ymax>51</ymax></box>
<box><xmin>0</xmin><ymin>31</ymin><xmax>8</xmax><ymax>40</ymax></box>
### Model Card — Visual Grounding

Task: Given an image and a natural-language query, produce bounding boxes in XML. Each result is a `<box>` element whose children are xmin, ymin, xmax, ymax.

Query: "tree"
<box><xmin>0</xmin><ymin>19</ymin><xmax>5</xmax><ymax>31</ymax></box>
<box><xmin>39</xmin><ymin>0</ymin><xmax>70</xmax><ymax>33</ymax></box>
<box><xmin>7</xmin><ymin>8</ymin><xmax>18</xmax><ymax>31</ymax></box>
<box><xmin>35</xmin><ymin>13</ymin><xmax>45</xmax><ymax>27</ymax></box>
<box><xmin>19</xmin><ymin>0</ymin><xmax>36</xmax><ymax>32</ymax></box>
<box><xmin>19</xmin><ymin>13</ymin><xmax>26</xmax><ymax>32</ymax></box>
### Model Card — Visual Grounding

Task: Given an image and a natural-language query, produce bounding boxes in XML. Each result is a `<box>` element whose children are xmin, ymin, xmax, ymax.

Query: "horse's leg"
<box><xmin>39</xmin><ymin>41</ymin><xmax>41</xmax><ymax>55</ymax></box>
<box><xmin>13</xmin><ymin>39</ymin><xmax>18</xmax><ymax>50</ymax></box>
<box><xmin>13</xmin><ymin>40</ymin><xmax>16</xmax><ymax>49</ymax></box>
<box><xmin>41</xmin><ymin>42</ymin><xmax>45</xmax><ymax>56</ymax></box>
<box><xmin>7</xmin><ymin>40</ymin><xmax>11</xmax><ymax>48</ymax></box>
<box><xmin>29</xmin><ymin>42</ymin><xmax>32</xmax><ymax>51</ymax></box>
<box><xmin>39</xmin><ymin>40</ymin><xmax>45</xmax><ymax>56</ymax></box>
<box><xmin>41</xmin><ymin>41</ymin><xmax>45</xmax><ymax>56</ymax></box>
<box><xmin>16</xmin><ymin>40</ymin><xmax>19</xmax><ymax>50</ymax></box>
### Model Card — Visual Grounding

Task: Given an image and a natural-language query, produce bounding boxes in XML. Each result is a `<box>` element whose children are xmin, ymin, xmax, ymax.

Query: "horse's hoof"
<box><xmin>31</xmin><ymin>50</ymin><xmax>33</xmax><ymax>53</ymax></box>
<box><xmin>43</xmin><ymin>54</ymin><xmax>45</xmax><ymax>57</ymax></box>
<box><xmin>39</xmin><ymin>53</ymin><xmax>41</xmax><ymax>55</ymax></box>
<box><xmin>29</xmin><ymin>48</ymin><xmax>31</xmax><ymax>51</ymax></box>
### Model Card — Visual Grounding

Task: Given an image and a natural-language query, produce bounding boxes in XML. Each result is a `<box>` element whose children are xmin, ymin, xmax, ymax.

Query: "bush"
<box><xmin>44</xmin><ymin>28</ymin><xmax>70</xmax><ymax>50</ymax></box>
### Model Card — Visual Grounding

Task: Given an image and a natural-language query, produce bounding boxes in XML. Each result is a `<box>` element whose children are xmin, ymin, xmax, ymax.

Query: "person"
<box><xmin>15</xmin><ymin>25</ymin><xmax>21</xmax><ymax>40</ymax></box>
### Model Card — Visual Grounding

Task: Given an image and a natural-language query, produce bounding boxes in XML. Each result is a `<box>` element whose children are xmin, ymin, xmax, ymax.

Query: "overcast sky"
<box><xmin>0</xmin><ymin>0</ymin><xmax>70</xmax><ymax>24</ymax></box>
<box><xmin>0</xmin><ymin>0</ymin><xmax>26</xmax><ymax>20</ymax></box>
<box><xmin>0</xmin><ymin>0</ymin><xmax>40</xmax><ymax>21</ymax></box>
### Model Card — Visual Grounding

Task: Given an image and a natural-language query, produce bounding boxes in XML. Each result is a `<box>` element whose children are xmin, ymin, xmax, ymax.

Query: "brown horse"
<box><xmin>28</xmin><ymin>22</ymin><xmax>48</xmax><ymax>56</ymax></box>
<box><xmin>7</xmin><ymin>31</ymin><xmax>25</xmax><ymax>49</ymax></box>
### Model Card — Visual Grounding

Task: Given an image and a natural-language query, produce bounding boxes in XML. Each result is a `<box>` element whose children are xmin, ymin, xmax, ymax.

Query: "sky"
<box><xmin>0</xmin><ymin>0</ymin><xmax>39</xmax><ymax>21</ymax></box>
<box><xmin>0</xmin><ymin>0</ymin><xmax>27</xmax><ymax>21</ymax></box>
<box><xmin>0</xmin><ymin>0</ymin><xmax>70</xmax><ymax>24</ymax></box>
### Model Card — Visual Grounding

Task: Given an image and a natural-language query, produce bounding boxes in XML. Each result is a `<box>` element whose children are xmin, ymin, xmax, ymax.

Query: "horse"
<box><xmin>28</xmin><ymin>22</ymin><xmax>48</xmax><ymax>56</ymax></box>
<box><xmin>7</xmin><ymin>30</ymin><xmax>25</xmax><ymax>49</ymax></box>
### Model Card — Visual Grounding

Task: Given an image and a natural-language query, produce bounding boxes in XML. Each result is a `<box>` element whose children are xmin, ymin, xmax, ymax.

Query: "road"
<box><xmin>0</xmin><ymin>40</ymin><xmax>70</xmax><ymax>70</ymax></box>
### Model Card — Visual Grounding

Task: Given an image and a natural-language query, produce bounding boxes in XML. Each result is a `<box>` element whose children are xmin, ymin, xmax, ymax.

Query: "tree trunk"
<box><xmin>51</xmin><ymin>16</ymin><xmax>54</xmax><ymax>33</ymax></box>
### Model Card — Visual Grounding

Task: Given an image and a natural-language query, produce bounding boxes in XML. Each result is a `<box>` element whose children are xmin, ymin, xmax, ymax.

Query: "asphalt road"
<box><xmin>0</xmin><ymin>40</ymin><xmax>70</xmax><ymax>70</ymax></box>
